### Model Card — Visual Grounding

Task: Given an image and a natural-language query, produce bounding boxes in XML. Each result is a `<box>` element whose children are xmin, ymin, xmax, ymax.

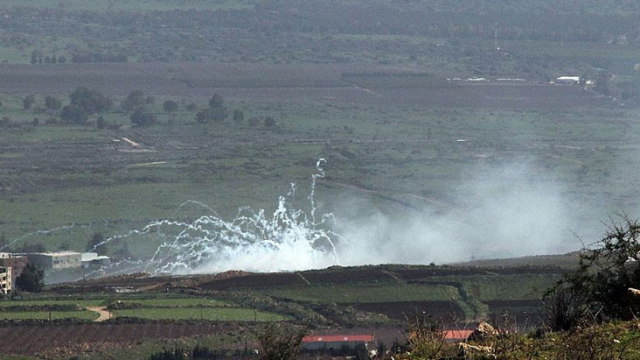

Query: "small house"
<box><xmin>25</xmin><ymin>251</ymin><xmax>82</xmax><ymax>270</ymax></box>
<box><xmin>444</xmin><ymin>329</ymin><xmax>474</xmax><ymax>342</ymax></box>
<box><xmin>555</xmin><ymin>76</ymin><xmax>580</xmax><ymax>85</ymax></box>
<box><xmin>0</xmin><ymin>253</ymin><xmax>28</xmax><ymax>282</ymax></box>
<box><xmin>81</xmin><ymin>252</ymin><xmax>111</xmax><ymax>268</ymax></box>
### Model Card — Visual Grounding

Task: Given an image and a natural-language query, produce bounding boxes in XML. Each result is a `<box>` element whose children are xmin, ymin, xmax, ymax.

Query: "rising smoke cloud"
<box><xmin>142</xmin><ymin>161</ymin><xmax>585</xmax><ymax>274</ymax></box>
<box><xmin>334</xmin><ymin>162</ymin><xmax>576</xmax><ymax>266</ymax></box>
<box><xmin>12</xmin><ymin>160</ymin><xmax>592</xmax><ymax>276</ymax></box>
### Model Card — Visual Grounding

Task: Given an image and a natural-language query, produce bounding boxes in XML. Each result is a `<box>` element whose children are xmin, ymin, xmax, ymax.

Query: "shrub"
<box><xmin>547</xmin><ymin>215</ymin><xmax>640</xmax><ymax>323</ymax></box>
<box><xmin>257</xmin><ymin>323</ymin><xmax>305</xmax><ymax>360</ymax></box>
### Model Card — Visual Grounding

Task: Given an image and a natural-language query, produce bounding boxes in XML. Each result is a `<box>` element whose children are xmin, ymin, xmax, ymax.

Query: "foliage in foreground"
<box><xmin>401</xmin><ymin>320</ymin><xmax>640</xmax><ymax>359</ymax></box>
<box><xmin>546</xmin><ymin>216</ymin><xmax>640</xmax><ymax>328</ymax></box>
<box><xmin>149</xmin><ymin>345</ymin><xmax>222</xmax><ymax>360</ymax></box>
<box><xmin>257</xmin><ymin>323</ymin><xmax>305</xmax><ymax>360</ymax></box>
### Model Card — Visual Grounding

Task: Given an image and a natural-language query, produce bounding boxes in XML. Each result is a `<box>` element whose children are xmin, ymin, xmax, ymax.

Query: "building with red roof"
<box><xmin>444</xmin><ymin>329</ymin><xmax>474</xmax><ymax>342</ymax></box>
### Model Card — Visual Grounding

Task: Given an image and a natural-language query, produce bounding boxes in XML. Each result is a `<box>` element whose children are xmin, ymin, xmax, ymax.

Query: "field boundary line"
<box><xmin>295</xmin><ymin>272</ymin><xmax>312</xmax><ymax>286</ymax></box>
<box><xmin>381</xmin><ymin>270</ymin><xmax>404</xmax><ymax>283</ymax></box>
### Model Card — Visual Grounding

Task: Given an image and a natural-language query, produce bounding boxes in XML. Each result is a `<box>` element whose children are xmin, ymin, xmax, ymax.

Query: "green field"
<box><xmin>0</xmin><ymin>0</ymin><xmax>250</xmax><ymax>10</ymax></box>
<box><xmin>460</xmin><ymin>274</ymin><xmax>562</xmax><ymax>301</ymax></box>
<box><xmin>113</xmin><ymin>297</ymin><xmax>234</xmax><ymax>308</ymax></box>
<box><xmin>113</xmin><ymin>308</ymin><xmax>286</xmax><ymax>321</ymax></box>
<box><xmin>260</xmin><ymin>283</ymin><xmax>460</xmax><ymax>303</ymax></box>
<box><xmin>0</xmin><ymin>299</ymin><xmax>102</xmax><ymax>307</ymax></box>
<box><xmin>0</xmin><ymin>310</ymin><xmax>97</xmax><ymax>320</ymax></box>
<box><xmin>0</xmin><ymin>295</ymin><xmax>288</xmax><ymax>322</ymax></box>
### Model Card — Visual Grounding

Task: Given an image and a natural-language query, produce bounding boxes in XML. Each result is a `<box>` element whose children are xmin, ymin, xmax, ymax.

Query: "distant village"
<box><xmin>446</xmin><ymin>75</ymin><xmax>591</xmax><ymax>86</ymax></box>
<box><xmin>0</xmin><ymin>251</ymin><xmax>110</xmax><ymax>294</ymax></box>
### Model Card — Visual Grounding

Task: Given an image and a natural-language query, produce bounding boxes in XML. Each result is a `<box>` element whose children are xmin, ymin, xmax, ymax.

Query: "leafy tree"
<box><xmin>208</xmin><ymin>93</ymin><xmax>225</xmax><ymax>108</ymax></box>
<box><xmin>96</xmin><ymin>116</ymin><xmax>106</xmax><ymax>129</ymax></box>
<box><xmin>149</xmin><ymin>347</ymin><xmax>186</xmax><ymax>360</ymax></box>
<box><xmin>195</xmin><ymin>107</ymin><xmax>228</xmax><ymax>123</ymax></box>
<box><xmin>257</xmin><ymin>323</ymin><xmax>305</xmax><ymax>360</ymax></box>
<box><xmin>69</xmin><ymin>86</ymin><xmax>112</xmax><ymax>114</ymax></box>
<box><xmin>196</xmin><ymin>93</ymin><xmax>228</xmax><ymax>123</ymax></box>
<box><xmin>23</xmin><ymin>95</ymin><xmax>35</xmax><ymax>110</ymax></box>
<box><xmin>547</xmin><ymin>215</ymin><xmax>640</xmax><ymax>324</ymax></box>
<box><xmin>233</xmin><ymin>109</ymin><xmax>244</xmax><ymax>122</ymax></box>
<box><xmin>86</xmin><ymin>232</ymin><xmax>107</xmax><ymax>255</ymax></box>
<box><xmin>248</xmin><ymin>117</ymin><xmax>260</xmax><ymax>127</ymax></box>
<box><xmin>163</xmin><ymin>100</ymin><xmax>178</xmax><ymax>112</ymax></box>
<box><xmin>122</xmin><ymin>90</ymin><xmax>146</xmax><ymax>112</ymax></box>
<box><xmin>44</xmin><ymin>96</ymin><xmax>62</xmax><ymax>111</ymax></box>
<box><xmin>15</xmin><ymin>263</ymin><xmax>44</xmax><ymax>293</ymax></box>
<box><xmin>594</xmin><ymin>70</ymin><xmax>614</xmax><ymax>96</ymax></box>
<box><xmin>264</xmin><ymin>116</ymin><xmax>276</xmax><ymax>127</ymax></box>
<box><xmin>131</xmin><ymin>106</ymin><xmax>157</xmax><ymax>126</ymax></box>
<box><xmin>61</xmin><ymin>104</ymin><xmax>88</xmax><ymax>124</ymax></box>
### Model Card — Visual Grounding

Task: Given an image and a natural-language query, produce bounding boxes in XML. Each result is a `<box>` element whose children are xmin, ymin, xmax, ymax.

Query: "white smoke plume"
<box><xmin>335</xmin><ymin>163</ymin><xmax>576</xmax><ymax>266</ymax></box>
<box><xmin>136</xmin><ymin>161</ymin><xmax>583</xmax><ymax>274</ymax></box>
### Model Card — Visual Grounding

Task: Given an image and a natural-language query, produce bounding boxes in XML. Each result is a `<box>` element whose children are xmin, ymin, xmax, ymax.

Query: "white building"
<box><xmin>81</xmin><ymin>252</ymin><xmax>111</xmax><ymax>267</ymax></box>
<box><xmin>26</xmin><ymin>252</ymin><xmax>82</xmax><ymax>270</ymax></box>
<box><xmin>555</xmin><ymin>76</ymin><xmax>580</xmax><ymax>85</ymax></box>
<box><xmin>0</xmin><ymin>267</ymin><xmax>12</xmax><ymax>294</ymax></box>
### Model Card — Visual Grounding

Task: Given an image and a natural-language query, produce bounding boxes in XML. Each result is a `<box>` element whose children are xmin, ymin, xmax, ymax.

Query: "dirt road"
<box><xmin>86</xmin><ymin>307</ymin><xmax>112</xmax><ymax>322</ymax></box>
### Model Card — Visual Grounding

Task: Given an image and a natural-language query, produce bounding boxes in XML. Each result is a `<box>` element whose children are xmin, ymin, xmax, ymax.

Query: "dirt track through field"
<box><xmin>86</xmin><ymin>307</ymin><xmax>111</xmax><ymax>322</ymax></box>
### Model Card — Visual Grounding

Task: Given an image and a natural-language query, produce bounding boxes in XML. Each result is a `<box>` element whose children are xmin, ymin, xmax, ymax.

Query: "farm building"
<box><xmin>0</xmin><ymin>266</ymin><xmax>11</xmax><ymax>294</ymax></box>
<box><xmin>81</xmin><ymin>253</ymin><xmax>111</xmax><ymax>268</ymax></box>
<box><xmin>555</xmin><ymin>76</ymin><xmax>580</xmax><ymax>85</ymax></box>
<box><xmin>0</xmin><ymin>253</ymin><xmax>28</xmax><ymax>285</ymax></box>
<box><xmin>444</xmin><ymin>329</ymin><xmax>474</xmax><ymax>342</ymax></box>
<box><xmin>25</xmin><ymin>251</ymin><xmax>82</xmax><ymax>270</ymax></box>
<box><xmin>301</xmin><ymin>334</ymin><xmax>375</xmax><ymax>351</ymax></box>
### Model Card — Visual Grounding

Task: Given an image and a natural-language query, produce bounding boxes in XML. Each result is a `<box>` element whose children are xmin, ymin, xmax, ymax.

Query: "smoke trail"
<box><xmin>118</xmin><ymin>158</ymin><xmax>346</xmax><ymax>274</ymax></box>
<box><xmin>1</xmin><ymin>224</ymin><xmax>78</xmax><ymax>250</ymax></box>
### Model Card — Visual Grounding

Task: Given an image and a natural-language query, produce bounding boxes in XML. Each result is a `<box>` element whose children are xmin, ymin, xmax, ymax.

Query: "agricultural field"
<box><xmin>193</xmin><ymin>265</ymin><xmax>564</xmax><ymax>323</ymax></box>
<box><xmin>0</xmin><ymin>321</ymin><xmax>245</xmax><ymax>357</ymax></box>
<box><xmin>0</xmin><ymin>0</ymin><xmax>638</xmax><ymax>81</ymax></box>
<box><xmin>0</xmin><ymin>293</ymin><xmax>288</xmax><ymax>322</ymax></box>
<box><xmin>112</xmin><ymin>308</ymin><xmax>286</xmax><ymax>321</ymax></box>
<box><xmin>0</xmin><ymin>262</ymin><xmax>575</xmax><ymax>357</ymax></box>
<box><xmin>258</xmin><ymin>283</ymin><xmax>461</xmax><ymax>304</ymax></box>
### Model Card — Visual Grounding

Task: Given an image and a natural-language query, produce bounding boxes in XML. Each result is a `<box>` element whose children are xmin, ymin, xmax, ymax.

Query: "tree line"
<box><xmin>6</xmin><ymin>87</ymin><xmax>277</xmax><ymax>129</ymax></box>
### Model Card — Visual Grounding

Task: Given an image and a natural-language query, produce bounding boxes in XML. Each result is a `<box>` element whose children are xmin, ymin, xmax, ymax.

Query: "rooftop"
<box><xmin>444</xmin><ymin>329</ymin><xmax>474</xmax><ymax>340</ymax></box>
<box><xmin>28</xmin><ymin>251</ymin><xmax>81</xmax><ymax>257</ymax></box>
